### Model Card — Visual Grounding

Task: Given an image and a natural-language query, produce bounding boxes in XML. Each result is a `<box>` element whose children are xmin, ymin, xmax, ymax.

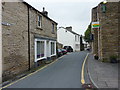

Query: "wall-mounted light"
<box><xmin>103</xmin><ymin>0</ymin><xmax>107</xmax><ymax>4</ymax></box>
<box><xmin>102</xmin><ymin>0</ymin><xmax>107</xmax><ymax>13</ymax></box>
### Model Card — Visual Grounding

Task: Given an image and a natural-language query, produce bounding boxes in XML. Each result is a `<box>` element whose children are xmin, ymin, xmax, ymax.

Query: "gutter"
<box><xmin>23</xmin><ymin>2</ymin><xmax>58</xmax><ymax>25</ymax></box>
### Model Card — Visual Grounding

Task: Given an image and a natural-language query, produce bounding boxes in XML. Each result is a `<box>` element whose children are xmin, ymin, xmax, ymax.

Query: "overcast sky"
<box><xmin>24</xmin><ymin>0</ymin><xmax>103</xmax><ymax>35</ymax></box>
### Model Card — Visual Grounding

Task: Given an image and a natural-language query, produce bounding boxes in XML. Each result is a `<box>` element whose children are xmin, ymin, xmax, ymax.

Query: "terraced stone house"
<box><xmin>2</xmin><ymin>1</ymin><xmax>57</xmax><ymax>81</ymax></box>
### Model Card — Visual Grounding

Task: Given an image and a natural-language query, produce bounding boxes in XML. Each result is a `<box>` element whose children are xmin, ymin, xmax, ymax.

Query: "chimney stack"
<box><xmin>66</xmin><ymin>26</ymin><xmax>72</xmax><ymax>31</ymax></box>
<box><xmin>42</xmin><ymin>7</ymin><xmax>48</xmax><ymax>16</ymax></box>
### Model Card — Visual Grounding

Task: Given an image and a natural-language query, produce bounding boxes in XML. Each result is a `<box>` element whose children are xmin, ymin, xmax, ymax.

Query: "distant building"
<box><xmin>91</xmin><ymin>2</ymin><xmax>119</xmax><ymax>62</ymax></box>
<box><xmin>57</xmin><ymin>26</ymin><xmax>81</xmax><ymax>51</ymax></box>
<box><xmin>2</xmin><ymin>1</ymin><xmax>57</xmax><ymax>81</ymax></box>
<box><xmin>57</xmin><ymin>42</ymin><xmax>63</xmax><ymax>49</ymax></box>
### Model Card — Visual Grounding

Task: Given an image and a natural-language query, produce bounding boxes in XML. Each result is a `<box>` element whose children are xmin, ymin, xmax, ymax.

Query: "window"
<box><xmin>37</xmin><ymin>15</ymin><xmax>42</xmax><ymax>28</ymax></box>
<box><xmin>51</xmin><ymin>42</ymin><xmax>55</xmax><ymax>55</ymax></box>
<box><xmin>75</xmin><ymin>35</ymin><xmax>77</xmax><ymax>41</ymax></box>
<box><xmin>36</xmin><ymin>41</ymin><xmax>45</xmax><ymax>59</ymax></box>
<box><xmin>78</xmin><ymin>36</ymin><xmax>79</xmax><ymax>41</ymax></box>
<box><xmin>101</xmin><ymin>4</ymin><xmax>106</xmax><ymax>13</ymax></box>
<box><xmin>52</xmin><ymin>23</ymin><xmax>54</xmax><ymax>33</ymax></box>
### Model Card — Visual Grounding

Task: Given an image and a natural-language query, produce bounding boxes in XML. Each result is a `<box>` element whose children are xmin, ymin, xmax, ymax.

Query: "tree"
<box><xmin>84</xmin><ymin>24</ymin><xmax>92</xmax><ymax>42</ymax></box>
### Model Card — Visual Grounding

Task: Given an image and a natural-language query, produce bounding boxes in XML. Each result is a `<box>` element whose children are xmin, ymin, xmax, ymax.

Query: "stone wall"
<box><xmin>118</xmin><ymin>1</ymin><xmax>120</xmax><ymax>60</ymax></box>
<box><xmin>2</xmin><ymin>2</ymin><xmax>57</xmax><ymax>81</ymax></box>
<box><xmin>2</xmin><ymin>2</ymin><xmax>29</xmax><ymax>81</ymax></box>
<box><xmin>97</xmin><ymin>2</ymin><xmax>119</xmax><ymax>61</ymax></box>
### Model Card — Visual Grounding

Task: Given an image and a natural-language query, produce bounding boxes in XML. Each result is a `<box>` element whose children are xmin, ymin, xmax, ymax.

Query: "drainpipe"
<box><xmin>27</xmin><ymin>6</ymin><xmax>30</xmax><ymax>71</ymax></box>
<box><xmin>0</xmin><ymin>2</ymin><xmax>2</xmax><ymax>84</ymax></box>
<box><xmin>79</xmin><ymin>36</ymin><xmax>81</xmax><ymax>51</ymax></box>
<box><xmin>80</xmin><ymin>35</ymin><xmax>83</xmax><ymax>51</ymax></box>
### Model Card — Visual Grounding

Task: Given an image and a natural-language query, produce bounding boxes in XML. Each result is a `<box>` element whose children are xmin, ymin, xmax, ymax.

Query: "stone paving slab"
<box><xmin>87</xmin><ymin>53</ymin><xmax>118</xmax><ymax>88</ymax></box>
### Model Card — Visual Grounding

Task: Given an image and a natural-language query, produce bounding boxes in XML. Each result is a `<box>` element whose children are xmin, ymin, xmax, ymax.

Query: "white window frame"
<box><xmin>35</xmin><ymin>39</ymin><xmax>46</xmax><ymax>62</ymax></box>
<box><xmin>50</xmin><ymin>41</ymin><xmax>56</xmax><ymax>57</ymax></box>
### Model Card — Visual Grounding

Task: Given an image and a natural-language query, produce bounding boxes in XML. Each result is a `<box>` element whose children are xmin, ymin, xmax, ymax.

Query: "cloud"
<box><xmin>24</xmin><ymin>0</ymin><xmax>104</xmax><ymax>3</ymax></box>
<box><xmin>24</xmin><ymin>0</ymin><xmax>103</xmax><ymax>35</ymax></box>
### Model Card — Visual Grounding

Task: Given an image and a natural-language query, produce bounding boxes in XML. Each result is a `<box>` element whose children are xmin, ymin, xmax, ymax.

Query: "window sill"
<box><xmin>52</xmin><ymin>32</ymin><xmax>55</xmax><ymax>34</ymax></box>
<box><xmin>36</xmin><ymin>26</ymin><xmax>43</xmax><ymax>30</ymax></box>
<box><xmin>36</xmin><ymin>57</ymin><xmax>46</xmax><ymax>61</ymax></box>
<box><xmin>50</xmin><ymin>54</ymin><xmax>56</xmax><ymax>57</ymax></box>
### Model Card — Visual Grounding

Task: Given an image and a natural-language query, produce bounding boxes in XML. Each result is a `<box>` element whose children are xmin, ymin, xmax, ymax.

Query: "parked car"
<box><xmin>60</xmin><ymin>49</ymin><xmax>67</xmax><ymax>55</ymax></box>
<box><xmin>63</xmin><ymin>46</ymin><xmax>73</xmax><ymax>52</ymax></box>
<box><xmin>57</xmin><ymin>49</ymin><xmax>63</xmax><ymax>57</ymax></box>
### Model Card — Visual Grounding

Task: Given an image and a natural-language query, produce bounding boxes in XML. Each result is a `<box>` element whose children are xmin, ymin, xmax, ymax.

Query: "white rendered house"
<box><xmin>57</xmin><ymin>26</ymin><xmax>81</xmax><ymax>51</ymax></box>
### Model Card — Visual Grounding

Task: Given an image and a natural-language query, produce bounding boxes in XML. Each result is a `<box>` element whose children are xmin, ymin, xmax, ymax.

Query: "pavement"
<box><xmin>3</xmin><ymin>51</ymin><xmax>88</xmax><ymax>88</ymax></box>
<box><xmin>87</xmin><ymin>53</ymin><xmax>119</xmax><ymax>89</ymax></box>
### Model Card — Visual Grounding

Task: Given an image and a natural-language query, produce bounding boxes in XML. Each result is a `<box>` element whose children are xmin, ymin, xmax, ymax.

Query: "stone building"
<box><xmin>57</xmin><ymin>42</ymin><xmax>63</xmax><ymax>49</ymax></box>
<box><xmin>2</xmin><ymin>1</ymin><xmax>57</xmax><ymax>81</ymax></box>
<box><xmin>91</xmin><ymin>2</ymin><xmax>119</xmax><ymax>62</ymax></box>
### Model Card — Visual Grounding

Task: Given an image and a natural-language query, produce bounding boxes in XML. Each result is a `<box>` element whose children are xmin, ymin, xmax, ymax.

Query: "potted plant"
<box><xmin>109</xmin><ymin>55</ymin><xmax>117</xmax><ymax>63</ymax></box>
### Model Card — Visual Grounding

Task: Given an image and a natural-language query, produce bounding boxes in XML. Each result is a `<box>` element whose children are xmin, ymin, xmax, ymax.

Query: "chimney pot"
<box><xmin>43</xmin><ymin>7</ymin><xmax>45</xmax><ymax>12</ymax></box>
<box><xmin>42</xmin><ymin>7</ymin><xmax>48</xmax><ymax>16</ymax></box>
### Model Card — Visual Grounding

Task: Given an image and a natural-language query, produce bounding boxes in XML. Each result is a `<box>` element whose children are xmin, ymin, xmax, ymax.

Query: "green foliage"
<box><xmin>109</xmin><ymin>55</ymin><xmax>117</xmax><ymax>60</ymax></box>
<box><xmin>84</xmin><ymin>24</ymin><xmax>91</xmax><ymax>42</ymax></box>
<box><xmin>101</xmin><ymin>58</ymin><xmax>110</xmax><ymax>63</ymax></box>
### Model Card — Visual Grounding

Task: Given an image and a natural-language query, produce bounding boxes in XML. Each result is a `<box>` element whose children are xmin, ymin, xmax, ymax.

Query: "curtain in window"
<box><xmin>37</xmin><ymin>41</ymin><xmax>45</xmax><ymax>59</ymax></box>
<box><xmin>51</xmin><ymin>42</ymin><xmax>55</xmax><ymax>55</ymax></box>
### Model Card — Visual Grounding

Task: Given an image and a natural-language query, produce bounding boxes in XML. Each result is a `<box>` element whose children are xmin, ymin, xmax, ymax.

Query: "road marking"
<box><xmin>1</xmin><ymin>55</ymin><xmax>67</xmax><ymax>89</ymax></box>
<box><xmin>88</xmin><ymin>71</ymin><xmax>99</xmax><ymax>88</ymax></box>
<box><xmin>81</xmin><ymin>53</ymin><xmax>89</xmax><ymax>84</ymax></box>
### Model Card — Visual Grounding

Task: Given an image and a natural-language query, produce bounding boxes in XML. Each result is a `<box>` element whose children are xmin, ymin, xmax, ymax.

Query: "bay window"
<box><xmin>35</xmin><ymin>39</ymin><xmax>56</xmax><ymax>62</ymax></box>
<box><xmin>36</xmin><ymin>40</ymin><xmax>45</xmax><ymax>60</ymax></box>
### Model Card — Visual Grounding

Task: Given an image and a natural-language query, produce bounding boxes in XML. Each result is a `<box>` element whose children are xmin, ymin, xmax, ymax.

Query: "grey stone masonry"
<box><xmin>2</xmin><ymin>2</ymin><xmax>57</xmax><ymax>81</ymax></box>
<box><xmin>2</xmin><ymin>2</ymin><xmax>29</xmax><ymax>81</ymax></box>
<box><xmin>92</xmin><ymin>2</ymin><xmax>119</xmax><ymax>62</ymax></box>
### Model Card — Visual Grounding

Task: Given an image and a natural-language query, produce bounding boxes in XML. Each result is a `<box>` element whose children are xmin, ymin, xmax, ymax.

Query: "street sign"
<box><xmin>92</xmin><ymin>22</ymin><xmax>100</xmax><ymax>28</ymax></box>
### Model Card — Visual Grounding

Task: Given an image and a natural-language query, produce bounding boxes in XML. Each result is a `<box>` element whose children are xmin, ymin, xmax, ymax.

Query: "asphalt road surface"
<box><xmin>6</xmin><ymin>51</ymin><xmax>88</xmax><ymax>88</ymax></box>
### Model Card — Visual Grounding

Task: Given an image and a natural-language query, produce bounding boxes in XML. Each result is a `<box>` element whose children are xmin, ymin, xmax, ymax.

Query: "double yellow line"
<box><xmin>81</xmin><ymin>53</ymin><xmax>89</xmax><ymax>84</ymax></box>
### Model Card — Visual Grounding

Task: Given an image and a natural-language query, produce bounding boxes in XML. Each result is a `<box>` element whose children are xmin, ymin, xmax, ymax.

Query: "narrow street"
<box><xmin>1</xmin><ymin>1</ymin><xmax>119</xmax><ymax>89</ymax></box>
<box><xmin>5</xmin><ymin>51</ymin><xmax>89</xmax><ymax>88</ymax></box>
